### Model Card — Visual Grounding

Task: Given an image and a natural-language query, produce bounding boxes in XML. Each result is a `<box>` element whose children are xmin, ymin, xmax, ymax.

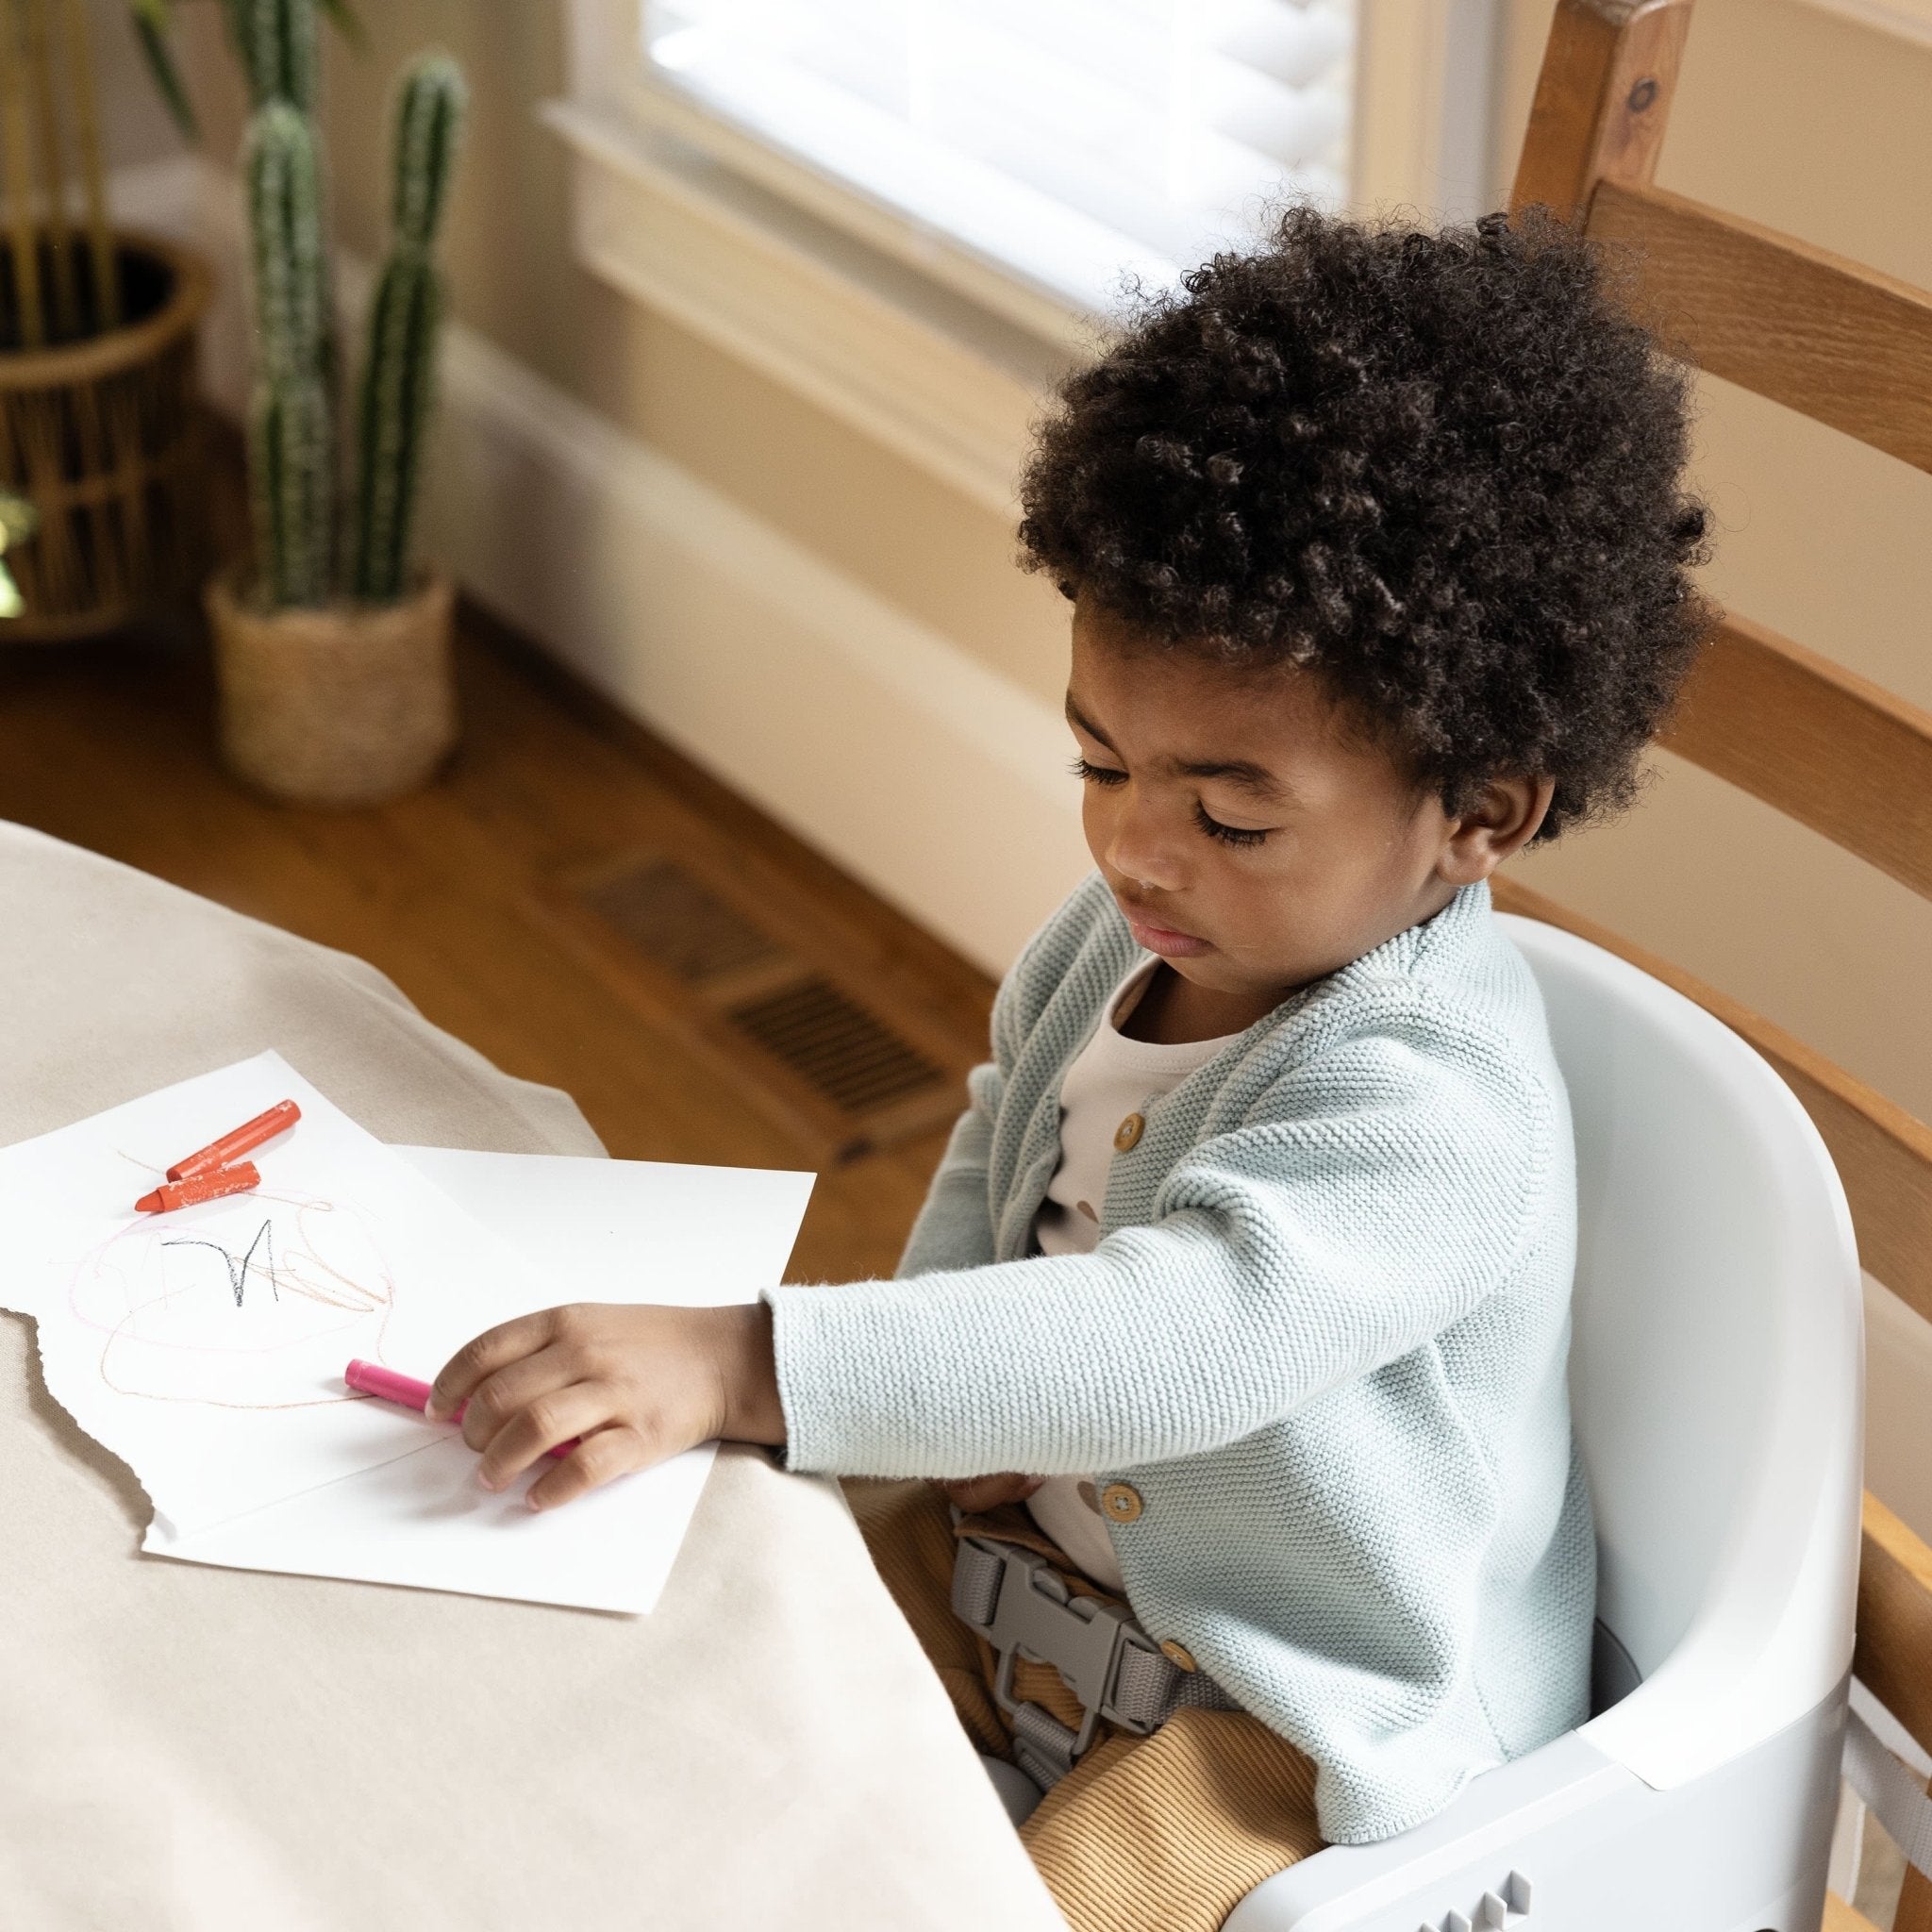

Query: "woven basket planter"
<box><xmin>207</xmin><ymin>568</ymin><xmax>458</xmax><ymax>807</ymax></box>
<box><xmin>0</xmin><ymin>230</ymin><xmax>211</xmax><ymax>643</ymax></box>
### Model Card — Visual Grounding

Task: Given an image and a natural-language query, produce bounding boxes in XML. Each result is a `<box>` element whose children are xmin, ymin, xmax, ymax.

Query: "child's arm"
<box><xmin>769</xmin><ymin>1003</ymin><xmax>1559</xmax><ymax>1481</ymax></box>
<box><xmin>424</xmin><ymin>1297</ymin><xmax>1050</xmax><ymax>1514</ymax></box>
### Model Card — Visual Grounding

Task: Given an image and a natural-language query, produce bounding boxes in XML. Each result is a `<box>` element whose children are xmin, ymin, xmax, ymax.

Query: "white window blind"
<box><xmin>640</xmin><ymin>0</ymin><xmax>1356</xmax><ymax>317</ymax></box>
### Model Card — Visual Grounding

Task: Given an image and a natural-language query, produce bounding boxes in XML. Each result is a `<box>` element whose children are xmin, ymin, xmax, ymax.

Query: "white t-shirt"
<box><xmin>1025</xmin><ymin>959</ymin><xmax>1239</xmax><ymax>1591</ymax></box>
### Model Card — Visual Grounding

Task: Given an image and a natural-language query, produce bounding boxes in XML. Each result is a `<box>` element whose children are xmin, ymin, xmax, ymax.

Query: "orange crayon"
<box><xmin>166</xmin><ymin>1099</ymin><xmax>301</xmax><ymax>1181</ymax></box>
<box><xmin>134</xmin><ymin>1161</ymin><xmax>262</xmax><ymax>1216</ymax></box>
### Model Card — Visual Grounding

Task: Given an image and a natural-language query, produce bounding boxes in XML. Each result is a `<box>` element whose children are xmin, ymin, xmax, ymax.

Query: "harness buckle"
<box><xmin>951</xmin><ymin>1535</ymin><xmax>1173</xmax><ymax>1787</ymax></box>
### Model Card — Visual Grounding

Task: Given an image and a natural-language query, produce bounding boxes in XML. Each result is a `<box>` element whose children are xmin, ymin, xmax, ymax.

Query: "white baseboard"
<box><xmin>110</xmin><ymin>155</ymin><xmax>1091</xmax><ymax>978</ymax></box>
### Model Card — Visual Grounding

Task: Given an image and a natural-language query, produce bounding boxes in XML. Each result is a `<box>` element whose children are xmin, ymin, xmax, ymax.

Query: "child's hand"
<box><xmin>425</xmin><ymin>1302</ymin><xmax>785</xmax><ymax>1512</ymax></box>
<box><xmin>938</xmin><ymin>1474</ymin><xmax>1044</xmax><ymax>1511</ymax></box>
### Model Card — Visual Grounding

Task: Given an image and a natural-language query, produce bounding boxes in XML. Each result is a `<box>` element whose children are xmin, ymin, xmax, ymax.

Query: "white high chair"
<box><xmin>1224</xmin><ymin>914</ymin><xmax>1863</xmax><ymax>1932</ymax></box>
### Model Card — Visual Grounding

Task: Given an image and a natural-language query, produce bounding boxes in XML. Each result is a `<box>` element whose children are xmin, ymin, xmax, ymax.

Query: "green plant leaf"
<box><xmin>143</xmin><ymin>0</ymin><xmax>358</xmax><ymax>136</ymax></box>
<box><xmin>128</xmin><ymin>2</ymin><xmax>198</xmax><ymax>140</ymax></box>
<box><xmin>317</xmin><ymin>0</ymin><xmax>365</xmax><ymax>55</ymax></box>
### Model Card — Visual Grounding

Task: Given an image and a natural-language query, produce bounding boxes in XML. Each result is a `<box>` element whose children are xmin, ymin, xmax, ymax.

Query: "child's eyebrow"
<box><xmin>1173</xmin><ymin>757</ymin><xmax>1292</xmax><ymax>804</ymax></box>
<box><xmin>1066</xmin><ymin>697</ymin><xmax>1292</xmax><ymax>805</ymax></box>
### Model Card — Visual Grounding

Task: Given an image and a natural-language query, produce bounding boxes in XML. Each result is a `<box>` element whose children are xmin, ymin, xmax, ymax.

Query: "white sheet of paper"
<box><xmin>142</xmin><ymin>1147</ymin><xmax>814</xmax><ymax>1614</ymax></box>
<box><xmin>0</xmin><ymin>1054</ymin><xmax>573</xmax><ymax>1535</ymax></box>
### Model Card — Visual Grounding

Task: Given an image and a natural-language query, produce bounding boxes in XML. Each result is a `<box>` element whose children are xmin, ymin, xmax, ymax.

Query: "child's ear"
<box><xmin>1437</xmin><ymin>775</ymin><xmax>1555</xmax><ymax>886</ymax></box>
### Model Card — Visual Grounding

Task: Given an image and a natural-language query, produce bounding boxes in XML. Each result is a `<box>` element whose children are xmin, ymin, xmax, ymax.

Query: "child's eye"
<box><xmin>1070</xmin><ymin>758</ymin><xmax>1128</xmax><ymax>787</ymax></box>
<box><xmin>1194</xmin><ymin>802</ymin><xmax>1269</xmax><ymax>848</ymax></box>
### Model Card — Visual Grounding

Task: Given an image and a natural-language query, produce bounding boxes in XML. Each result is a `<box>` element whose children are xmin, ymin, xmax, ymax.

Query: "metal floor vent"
<box><xmin>727</xmin><ymin>976</ymin><xmax>944</xmax><ymax>1115</ymax></box>
<box><xmin>550</xmin><ymin>851</ymin><xmax>966</xmax><ymax>1158</ymax></box>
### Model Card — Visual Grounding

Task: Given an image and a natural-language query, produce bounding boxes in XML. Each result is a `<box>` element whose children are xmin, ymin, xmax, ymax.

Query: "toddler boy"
<box><xmin>429</xmin><ymin>206</ymin><xmax>1711</xmax><ymax>1931</ymax></box>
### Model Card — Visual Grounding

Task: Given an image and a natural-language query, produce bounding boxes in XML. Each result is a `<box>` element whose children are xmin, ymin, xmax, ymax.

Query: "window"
<box><xmin>639</xmin><ymin>0</ymin><xmax>1356</xmax><ymax>318</ymax></box>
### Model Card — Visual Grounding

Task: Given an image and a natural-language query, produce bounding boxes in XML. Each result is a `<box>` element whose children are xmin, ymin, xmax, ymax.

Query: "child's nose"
<box><xmin>1102</xmin><ymin>797</ymin><xmax>1185</xmax><ymax>894</ymax></box>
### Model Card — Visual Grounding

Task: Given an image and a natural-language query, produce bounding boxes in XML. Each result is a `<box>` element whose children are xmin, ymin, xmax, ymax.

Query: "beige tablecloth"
<box><xmin>0</xmin><ymin>823</ymin><xmax>1061</xmax><ymax>1932</ymax></box>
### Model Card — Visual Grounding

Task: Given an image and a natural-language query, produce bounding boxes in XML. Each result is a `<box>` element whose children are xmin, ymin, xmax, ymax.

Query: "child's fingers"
<box><xmin>475</xmin><ymin>1377</ymin><xmax>623</xmax><ymax>1491</ymax></box>
<box><xmin>452</xmin><ymin>1342</ymin><xmax>578</xmax><ymax>1455</ymax></box>
<box><xmin>525</xmin><ymin>1424</ymin><xmax>651</xmax><ymax>1513</ymax></box>
<box><xmin>426</xmin><ymin>1307</ymin><xmax>567</xmax><ymax>1420</ymax></box>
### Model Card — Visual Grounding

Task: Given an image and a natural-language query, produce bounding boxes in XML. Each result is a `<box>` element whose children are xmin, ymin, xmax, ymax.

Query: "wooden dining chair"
<box><xmin>1502</xmin><ymin>3</ymin><xmax>1932</xmax><ymax>1924</ymax></box>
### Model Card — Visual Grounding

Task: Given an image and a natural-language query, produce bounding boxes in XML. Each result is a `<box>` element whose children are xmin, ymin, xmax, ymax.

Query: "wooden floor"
<box><xmin>0</xmin><ymin>600</ymin><xmax>994</xmax><ymax>1287</ymax></box>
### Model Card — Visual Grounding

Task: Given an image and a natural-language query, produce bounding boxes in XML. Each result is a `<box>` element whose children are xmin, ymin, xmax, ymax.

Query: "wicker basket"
<box><xmin>207</xmin><ymin>567</ymin><xmax>458</xmax><ymax>807</ymax></box>
<box><xmin>0</xmin><ymin>229</ymin><xmax>211</xmax><ymax>643</ymax></box>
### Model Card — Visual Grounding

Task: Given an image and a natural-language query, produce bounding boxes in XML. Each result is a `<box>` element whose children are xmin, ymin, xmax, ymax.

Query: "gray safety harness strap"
<box><xmin>952</xmin><ymin>1534</ymin><xmax>1235</xmax><ymax>1790</ymax></box>
<box><xmin>1845</xmin><ymin>1706</ymin><xmax>1932</xmax><ymax>1881</ymax></box>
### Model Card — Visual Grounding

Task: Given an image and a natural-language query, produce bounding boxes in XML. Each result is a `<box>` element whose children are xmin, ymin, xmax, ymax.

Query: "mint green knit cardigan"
<box><xmin>766</xmin><ymin>876</ymin><xmax>1594</xmax><ymax>1844</ymax></box>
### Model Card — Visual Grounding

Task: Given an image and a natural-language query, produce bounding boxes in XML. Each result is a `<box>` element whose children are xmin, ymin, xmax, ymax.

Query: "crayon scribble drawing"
<box><xmin>0</xmin><ymin>1054</ymin><xmax>583</xmax><ymax>1537</ymax></box>
<box><xmin>69</xmin><ymin>1189</ymin><xmax>397</xmax><ymax>1411</ymax></box>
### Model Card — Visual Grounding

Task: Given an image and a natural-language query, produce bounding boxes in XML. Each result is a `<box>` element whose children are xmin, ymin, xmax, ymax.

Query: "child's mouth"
<box><xmin>1124</xmin><ymin>912</ymin><xmax>1214</xmax><ymax>958</ymax></box>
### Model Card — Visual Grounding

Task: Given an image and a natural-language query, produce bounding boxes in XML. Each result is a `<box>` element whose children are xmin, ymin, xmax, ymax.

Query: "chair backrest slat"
<box><xmin>1660</xmin><ymin>612</ymin><xmax>1932</xmax><ymax>900</ymax></box>
<box><xmin>1586</xmin><ymin>180</ymin><xmax>1932</xmax><ymax>475</ymax></box>
<box><xmin>1492</xmin><ymin>876</ymin><xmax>1932</xmax><ymax>1329</ymax></box>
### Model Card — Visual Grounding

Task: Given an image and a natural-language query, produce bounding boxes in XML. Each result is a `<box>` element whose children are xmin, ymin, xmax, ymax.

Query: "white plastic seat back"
<box><xmin>1500</xmin><ymin>915</ymin><xmax>1860</xmax><ymax>1786</ymax></box>
<box><xmin>1225</xmin><ymin>926</ymin><xmax>1861</xmax><ymax>1930</ymax></box>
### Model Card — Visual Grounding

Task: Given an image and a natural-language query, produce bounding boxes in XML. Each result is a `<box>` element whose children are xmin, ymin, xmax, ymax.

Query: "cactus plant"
<box><xmin>242</xmin><ymin>99</ymin><xmax>332</xmax><ymax>608</ymax></box>
<box><xmin>226</xmin><ymin>0</ymin><xmax>384</xmax><ymax>613</ymax></box>
<box><xmin>195</xmin><ymin>13</ymin><xmax>464</xmax><ymax>803</ymax></box>
<box><xmin>142</xmin><ymin>0</ymin><xmax>460</xmax><ymax>614</ymax></box>
<box><xmin>130</xmin><ymin>1</ymin><xmax>361</xmax><ymax>139</ymax></box>
<box><xmin>348</xmin><ymin>54</ymin><xmax>465</xmax><ymax>604</ymax></box>
<box><xmin>225</xmin><ymin>0</ymin><xmax>318</xmax><ymax>113</ymax></box>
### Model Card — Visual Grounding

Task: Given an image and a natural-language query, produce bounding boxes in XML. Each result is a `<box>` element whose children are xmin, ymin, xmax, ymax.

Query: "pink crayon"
<box><xmin>343</xmin><ymin>1358</ymin><xmax>578</xmax><ymax>1458</ymax></box>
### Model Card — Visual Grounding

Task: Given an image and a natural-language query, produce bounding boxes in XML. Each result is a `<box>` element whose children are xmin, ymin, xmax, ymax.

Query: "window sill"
<box><xmin>541</xmin><ymin>96</ymin><xmax>1083</xmax><ymax>519</ymax></box>
<box><xmin>609</xmin><ymin>65</ymin><xmax>1175</xmax><ymax>337</ymax></box>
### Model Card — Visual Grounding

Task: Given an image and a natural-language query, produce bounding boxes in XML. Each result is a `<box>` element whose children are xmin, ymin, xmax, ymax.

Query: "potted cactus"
<box><xmin>203</xmin><ymin>0</ymin><xmax>466</xmax><ymax>806</ymax></box>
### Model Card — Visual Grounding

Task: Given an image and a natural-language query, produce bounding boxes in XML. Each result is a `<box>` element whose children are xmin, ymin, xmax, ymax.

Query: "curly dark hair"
<box><xmin>1018</xmin><ymin>206</ymin><xmax>1712</xmax><ymax>839</ymax></box>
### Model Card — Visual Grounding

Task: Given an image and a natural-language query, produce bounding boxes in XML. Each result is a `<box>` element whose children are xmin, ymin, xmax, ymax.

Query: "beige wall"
<box><xmin>172</xmin><ymin>1</ymin><xmax>1931</xmax><ymax>1121</ymax></box>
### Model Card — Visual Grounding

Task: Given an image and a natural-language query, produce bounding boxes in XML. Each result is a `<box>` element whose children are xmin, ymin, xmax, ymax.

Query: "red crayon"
<box><xmin>167</xmin><ymin>1098</ymin><xmax>301</xmax><ymax>1181</ymax></box>
<box><xmin>134</xmin><ymin>1160</ymin><xmax>261</xmax><ymax>1216</ymax></box>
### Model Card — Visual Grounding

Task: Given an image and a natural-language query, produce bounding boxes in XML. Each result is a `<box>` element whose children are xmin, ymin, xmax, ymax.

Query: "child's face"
<box><xmin>1067</xmin><ymin>599</ymin><xmax>1550</xmax><ymax>1008</ymax></box>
